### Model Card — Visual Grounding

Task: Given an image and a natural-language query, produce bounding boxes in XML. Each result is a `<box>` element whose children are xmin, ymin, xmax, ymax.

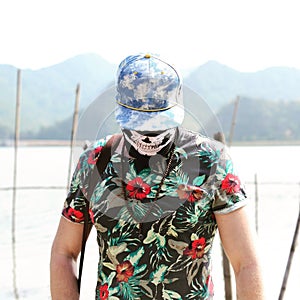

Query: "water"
<box><xmin>0</xmin><ymin>145</ymin><xmax>299</xmax><ymax>300</ymax></box>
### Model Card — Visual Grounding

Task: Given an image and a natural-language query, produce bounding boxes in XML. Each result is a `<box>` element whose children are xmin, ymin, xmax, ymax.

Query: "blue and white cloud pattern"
<box><xmin>115</xmin><ymin>54</ymin><xmax>184</xmax><ymax>131</ymax></box>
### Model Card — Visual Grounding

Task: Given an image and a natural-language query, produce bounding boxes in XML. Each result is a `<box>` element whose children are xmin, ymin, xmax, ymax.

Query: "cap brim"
<box><xmin>115</xmin><ymin>103</ymin><xmax>185</xmax><ymax>131</ymax></box>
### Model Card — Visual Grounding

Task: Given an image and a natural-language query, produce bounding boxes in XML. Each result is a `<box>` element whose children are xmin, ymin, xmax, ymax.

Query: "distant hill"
<box><xmin>1</xmin><ymin>53</ymin><xmax>300</xmax><ymax>141</ymax></box>
<box><xmin>185</xmin><ymin>61</ymin><xmax>300</xmax><ymax>111</ymax></box>
<box><xmin>30</xmin><ymin>93</ymin><xmax>300</xmax><ymax>143</ymax></box>
<box><xmin>213</xmin><ymin>97</ymin><xmax>300</xmax><ymax>142</ymax></box>
<box><xmin>0</xmin><ymin>53</ymin><xmax>116</xmax><ymax>136</ymax></box>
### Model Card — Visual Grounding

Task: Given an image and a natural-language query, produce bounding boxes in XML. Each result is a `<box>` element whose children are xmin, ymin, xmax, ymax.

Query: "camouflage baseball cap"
<box><xmin>115</xmin><ymin>53</ymin><xmax>184</xmax><ymax>131</ymax></box>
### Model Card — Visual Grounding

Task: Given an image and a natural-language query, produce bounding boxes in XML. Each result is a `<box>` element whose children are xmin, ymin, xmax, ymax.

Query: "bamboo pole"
<box><xmin>214</xmin><ymin>132</ymin><xmax>232</xmax><ymax>300</ymax></box>
<box><xmin>12</xmin><ymin>69</ymin><xmax>21</xmax><ymax>300</ymax></box>
<box><xmin>278</xmin><ymin>201</ymin><xmax>300</xmax><ymax>300</ymax></box>
<box><xmin>213</xmin><ymin>95</ymin><xmax>241</xmax><ymax>300</ymax></box>
<box><xmin>228</xmin><ymin>96</ymin><xmax>240</xmax><ymax>148</ymax></box>
<box><xmin>67</xmin><ymin>84</ymin><xmax>81</xmax><ymax>191</ymax></box>
<box><xmin>254</xmin><ymin>173</ymin><xmax>259</xmax><ymax>233</ymax></box>
<box><xmin>221</xmin><ymin>247</ymin><xmax>233</xmax><ymax>300</ymax></box>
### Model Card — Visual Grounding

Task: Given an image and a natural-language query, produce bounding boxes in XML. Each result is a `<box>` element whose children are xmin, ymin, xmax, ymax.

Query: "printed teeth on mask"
<box><xmin>136</xmin><ymin>142</ymin><xmax>159</xmax><ymax>149</ymax></box>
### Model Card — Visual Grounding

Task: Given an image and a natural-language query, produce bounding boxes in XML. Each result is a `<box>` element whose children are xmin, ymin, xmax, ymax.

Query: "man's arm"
<box><xmin>215</xmin><ymin>206</ymin><xmax>265</xmax><ymax>300</ymax></box>
<box><xmin>50</xmin><ymin>216</ymin><xmax>90</xmax><ymax>300</ymax></box>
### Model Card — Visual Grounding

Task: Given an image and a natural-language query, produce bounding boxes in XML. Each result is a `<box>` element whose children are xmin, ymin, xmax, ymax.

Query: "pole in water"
<box><xmin>228</xmin><ymin>96</ymin><xmax>240</xmax><ymax>148</ymax></box>
<box><xmin>12</xmin><ymin>69</ymin><xmax>21</xmax><ymax>300</ymax></box>
<box><xmin>278</xmin><ymin>202</ymin><xmax>300</xmax><ymax>300</ymax></box>
<box><xmin>67</xmin><ymin>83</ymin><xmax>81</xmax><ymax>191</ymax></box>
<box><xmin>214</xmin><ymin>132</ymin><xmax>233</xmax><ymax>300</ymax></box>
<box><xmin>254</xmin><ymin>173</ymin><xmax>259</xmax><ymax>233</ymax></box>
<box><xmin>214</xmin><ymin>95</ymin><xmax>240</xmax><ymax>300</ymax></box>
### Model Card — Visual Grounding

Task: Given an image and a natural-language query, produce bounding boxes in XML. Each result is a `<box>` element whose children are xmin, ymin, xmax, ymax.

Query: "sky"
<box><xmin>0</xmin><ymin>0</ymin><xmax>300</xmax><ymax>73</ymax></box>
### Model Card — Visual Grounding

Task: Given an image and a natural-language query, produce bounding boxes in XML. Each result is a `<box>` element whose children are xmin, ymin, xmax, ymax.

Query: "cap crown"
<box><xmin>116</xmin><ymin>54</ymin><xmax>182</xmax><ymax>112</ymax></box>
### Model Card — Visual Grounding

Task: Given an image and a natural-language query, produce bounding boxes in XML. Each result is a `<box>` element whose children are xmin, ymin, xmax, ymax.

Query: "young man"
<box><xmin>50</xmin><ymin>53</ymin><xmax>265</xmax><ymax>299</ymax></box>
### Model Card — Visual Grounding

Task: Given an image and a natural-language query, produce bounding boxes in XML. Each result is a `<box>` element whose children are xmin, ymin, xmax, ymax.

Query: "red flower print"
<box><xmin>116</xmin><ymin>260</ymin><xmax>134</xmax><ymax>282</ymax></box>
<box><xmin>126</xmin><ymin>177</ymin><xmax>151</xmax><ymax>200</ymax></box>
<box><xmin>206</xmin><ymin>275</ymin><xmax>214</xmax><ymax>295</ymax></box>
<box><xmin>176</xmin><ymin>184</ymin><xmax>204</xmax><ymax>203</ymax></box>
<box><xmin>183</xmin><ymin>237</ymin><xmax>206</xmax><ymax>259</ymax></box>
<box><xmin>87</xmin><ymin>146</ymin><xmax>103</xmax><ymax>164</ymax></box>
<box><xmin>99</xmin><ymin>283</ymin><xmax>109</xmax><ymax>300</ymax></box>
<box><xmin>89</xmin><ymin>209</ymin><xmax>95</xmax><ymax>224</ymax></box>
<box><xmin>62</xmin><ymin>207</ymin><xmax>84</xmax><ymax>222</ymax></box>
<box><xmin>221</xmin><ymin>173</ymin><xmax>241</xmax><ymax>194</ymax></box>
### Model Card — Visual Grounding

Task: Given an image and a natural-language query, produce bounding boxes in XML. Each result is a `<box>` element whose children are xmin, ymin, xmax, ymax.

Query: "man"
<box><xmin>50</xmin><ymin>53</ymin><xmax>265</xmax><ymax>299</ymax></box>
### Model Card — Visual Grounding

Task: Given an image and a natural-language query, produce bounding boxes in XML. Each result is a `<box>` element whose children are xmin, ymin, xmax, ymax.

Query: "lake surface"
<box><xmin>0</xmin><ymin>145</ymin><xmax>299</xmax><ymax>299</ymax></box>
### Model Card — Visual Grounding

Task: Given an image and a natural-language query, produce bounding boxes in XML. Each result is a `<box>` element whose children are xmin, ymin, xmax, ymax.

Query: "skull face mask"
<box><xmin>122</xmin><ymin>128</ymin><xmax>176</xmax><ymax>156</ymax></box>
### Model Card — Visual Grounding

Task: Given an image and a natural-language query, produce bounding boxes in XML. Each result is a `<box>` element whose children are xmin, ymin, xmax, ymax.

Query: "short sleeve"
<box><xmin>212</xmin><ymin>145</ymin><xmax>247</xmax><ymax>214</ymax></box>
<box><xmin>62</xmin><ymin>137</ymin><xmax>109</xmax><ymax>223</ymax></box>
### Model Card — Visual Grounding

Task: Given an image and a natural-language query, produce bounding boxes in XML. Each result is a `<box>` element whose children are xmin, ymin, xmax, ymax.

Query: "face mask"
<box><xmin>122</xmin><ymin>128</ymin><xmax>176</xmax><ymax>156</ymax></box>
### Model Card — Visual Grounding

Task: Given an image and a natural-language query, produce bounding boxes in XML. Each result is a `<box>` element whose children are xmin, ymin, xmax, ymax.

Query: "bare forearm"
<box><xmin>50</xmin><ymin>253</ymin><xmax>79</xmax><ymax>300</ymax></box>
<box><xmin>235</xmin><ymin>262</ymin><xmax>265</xmax><ymax>300</ymax></box>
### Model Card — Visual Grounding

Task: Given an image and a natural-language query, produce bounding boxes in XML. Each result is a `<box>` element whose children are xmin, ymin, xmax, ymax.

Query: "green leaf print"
<box><xmin>118</xmin><ymin>282</ymin><xmax>140</xmax><ymax>300</ymax></box>
<box><xmin>149</xmin><ymin>264</ymin><xmax>168</xmax><ymax>285</ymax></box>
<box><xmin>126</xmin><ymin>163</ymin><xmax>138</xmax><ymax>181</ymax></box>
<box><xmin>143</xmin><ymin>229</ymin><xmax>157</xmax><ymax>244</ymax></box>
<box><xmin>102</xmin><ymin>262</ymin><xmax>115</xmax><ymax>270</ymax></box>
<box><xmin>69</xmin><ymin>176</ymin><xmax>81</xmax><ymax>193</ymax></box>
<box><xmin>110</xmin><ymin>153</ymin><xmax>121</xmax><ymax>163</ymax></box>
<box><xmin>225</xmin><ymin>159</ymin><xmax>233</xmax><ymax>173</ymax></box>
<box><xmin>193</xmin><ymin>175</ymin><xmax>206</xmax><ymax>186</ymax></box>
<box><xmin>116</xmin><ymin>259</ymin><xmax>148</xmax><ymax>300</ymax></box>
<box><xmin>163</xmin><ymin>289</ymin><xmax>182</xmax><ymax>300</ymax></box>
<box><xmin>90</xmin><ymin>176</ymin><xmax>113</xmax><ymax>204</ymax></box>
<box><xmin>124</xmin><ymin>247</ymin><xmax>145</xmax><ymax>266</ymax></box>
<box><xmin>186</xmin><ymin>277</ymin><xmax>210</xmax><ymax>300</ymax></box>
<box><xmin>175</xmin><ymin>205</ymin><xmax>200</xmax><ymax>233</ymax></box>
<box><xmin>197</xmin><ymin>143</ymin><xmax>221</xmax><ymax>167</ymax></box>
<box><xmin>175</xmin><ymin>146</ymin><xmax>188</xmax><ymax>159</ymax></box>
<box><xmin>143</xmin><ymin>225</ymin><xmax>172</xmax><ymax>267</ymax></box>
<box><xmin>137</xmin><ymin>167</ymin><xmax>151</xmax><ymax>178</ymax></box>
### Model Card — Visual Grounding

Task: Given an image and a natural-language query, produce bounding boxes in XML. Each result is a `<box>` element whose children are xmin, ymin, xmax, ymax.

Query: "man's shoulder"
<box><xmin>177</xmin><ymin>127</ymin><xmax>224</xmax><ymax>148</ymax></box>
<box><xmin>86</xmin><ymin>133</ymin><xmax>122</xmax><ymax>150</ymax></box>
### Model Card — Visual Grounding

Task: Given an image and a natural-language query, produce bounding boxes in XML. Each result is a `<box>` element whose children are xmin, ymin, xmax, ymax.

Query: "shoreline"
<box><xmin>231</xmin><ymin>140</ymin><xmax>300</xmax><ymax>146</ymax></box>
<box><xmin>2</xmin><ymin>139</ymin><xmax>300</xmax><ymax>147</ymax></box>
<box><xmin>0</xmin><ymin>139</ymin><xmax>88</xmax><ymax>147</ymax></box>
<box><xmin>0</xmin><ymin>139</ymin><xmax>300</xmax><ymax>147</ymax></box>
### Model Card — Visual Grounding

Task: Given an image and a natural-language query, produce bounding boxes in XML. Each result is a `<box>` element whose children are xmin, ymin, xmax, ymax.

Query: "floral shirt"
<box><xmin>62</xmin><ymin>127</ymin><xmax>247</xmax><ymax>300</ymax></box>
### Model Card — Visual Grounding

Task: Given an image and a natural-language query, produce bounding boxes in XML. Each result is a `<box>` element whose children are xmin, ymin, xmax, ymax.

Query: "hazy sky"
<box><xmin>0</xmin><ymin>0</ymin><xmax>299</xmax><ymax>72</ymax></box>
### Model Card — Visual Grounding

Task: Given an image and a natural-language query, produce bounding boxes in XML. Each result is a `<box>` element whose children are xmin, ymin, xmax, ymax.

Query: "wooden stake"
<box><xmin>254</xmin><ymin>173</ymin><xmax>259</xmax><ymax>233</ymax></box>
<box><xmin>12</xmin><ymin>69</ymin><xmax>21</xmax><ymax>300</ymax></box>
<box><xmin>278</xmin><ymin>201</ymin><xmax>300</xmax><ymax>299</ymax></box>
<box><xmin>214</xmin><ymin>132</ymin><xmax>232</xmax><ymax>300</ymax></box>
<box><xmin>214</xmin><ymin>96</ymin><xmax>241</xmax><ymax>300</ymax></box>
<box><xmin>228</xmin><ymin>96</ymin><xmax>240</xmax><ymax>148</ymax></box>
<box><xmin>67</xmin><ymin>84</ymin><xmax>81</xmax><ymax>191</ymax></box>
<box><xmin>222</xmin><ymin>248</ymin><xmax>233</xmax><ymax>299</ymax></box>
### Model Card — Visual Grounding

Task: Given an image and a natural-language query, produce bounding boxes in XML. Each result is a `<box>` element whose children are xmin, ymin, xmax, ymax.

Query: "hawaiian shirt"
<box><xmin>62</xmin><ymin>127</ymin><xmax>247</xmax><ymax>300</ymax></box>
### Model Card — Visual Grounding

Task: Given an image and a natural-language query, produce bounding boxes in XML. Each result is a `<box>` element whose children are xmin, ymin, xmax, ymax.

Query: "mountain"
<box><xmin>1</xmin><ymin>54</ymin><xmax>300</xmax><ymax>140</ymax></box>
<box><xmin>0</xmin><ymin>64</ymin><xmax>19</xmax><ymax>138</ymax></box>
<box><xmin>185</xmin><ymin>61</ymin><xmax>300</xmax><ymax>111</ymax></box>
<box><xmin>211</xmin><ymin>97</ymin><xmax>300</xmax><ymax>142</ymax></box>
<box><xmin>31</xmin><ymin>90</ymin><xmax>300</xmax><ymax>143</ymax></box>
<box><xmin>0</xmin><ymin>53</ymin><xmax>116</xmax><ymax>135</ymax></box>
